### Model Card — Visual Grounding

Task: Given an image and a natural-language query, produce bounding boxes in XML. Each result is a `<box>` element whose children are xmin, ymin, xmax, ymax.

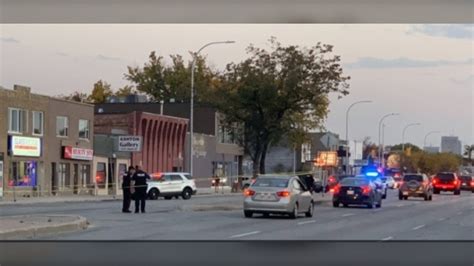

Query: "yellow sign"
<box><xmin>314</xmin><ymin>151</ymin><xmax>338</xmax><ymax>167</ymax></box>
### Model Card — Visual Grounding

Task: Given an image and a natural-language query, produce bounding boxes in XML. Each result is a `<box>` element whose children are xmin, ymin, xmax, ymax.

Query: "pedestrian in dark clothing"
<box><xmin>132</xmin><ymin>165</ymin><xmax>151</xmax><ymax>213</ymax></box>
<box><xmin>122</xmin><ymin>166</ymin><xmax>135</xmax><ymax>213</ymax></box>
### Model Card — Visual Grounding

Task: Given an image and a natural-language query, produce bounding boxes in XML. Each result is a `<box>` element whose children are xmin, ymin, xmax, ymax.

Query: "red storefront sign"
<box><xmin>63</xmin><ymin>146</ymin><xmax>93</xmax><ymax>161</ymax></box>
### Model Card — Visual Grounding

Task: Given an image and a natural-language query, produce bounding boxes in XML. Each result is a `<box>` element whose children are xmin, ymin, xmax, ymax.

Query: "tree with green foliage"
<box><xmin>390</xmin><ymin>143</ymin><xmax>421</xmax><ymax>153</ymax></box>
<box><xmin>57</xmin><ymin>91</ymin><xmax>89</xmax><ymax>102</ymax></box>
<box><xmin>214</xmin><ymin>38</ymin><xmax>350</xmax><ymax>176</ymax></box>
<box><xmin>114</xmin><ymin>85</ymin><xmax>136</xmax><ymax>97</ymax></box>
<box><xmin>87</xmin><ymin>80</ymin><xmax>113</xmax><ymax>103</ymax></box>
<box><xmin>124</xmin><ymin>52</ymin><xmax>217</xmax><ymax>103</ymax></box>
<box><xmin>401</xmin><ymin>151</ymin><xmax>462</xmax><ymax>174</ymax></box>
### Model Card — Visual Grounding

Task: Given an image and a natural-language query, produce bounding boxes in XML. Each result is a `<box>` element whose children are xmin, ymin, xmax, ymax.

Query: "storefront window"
<box><xmin>81</xmin><ymin>164</ymin><xmax>91</xmax><ymax>188</ymax></box>
<box><xmin>96</xmin><ymin>162</ymin><xmax>106</xmax><ymax>189</ymax></box>
<box><xmin>9</xmin><ymin>161</ymin><xmax>37</xmax><ymax>187</ymax></box>
<box><xmin>57</xmin><ymin>163</ymin><xmax>70</xmax><ymax>189</ymax></box>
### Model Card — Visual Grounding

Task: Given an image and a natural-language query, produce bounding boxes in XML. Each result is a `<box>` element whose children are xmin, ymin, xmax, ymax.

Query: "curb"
<box><xmin>0</xmin><ymin>215</ymin><xmax>89</xmax><ymax>240</ymax></box>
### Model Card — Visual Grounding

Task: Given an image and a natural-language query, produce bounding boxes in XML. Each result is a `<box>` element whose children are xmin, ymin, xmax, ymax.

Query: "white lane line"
<box><xmin>396</xmin><ymin>204</ymin><xmax>404</xmax><ymax>207</ymax></box>
<box><xmin>341</xmin><ymin>213</ymin><xmax>355</xmax><ymax>217</ymax></box>
<box><xmin>412</xmin><ymin>224</ymin><xmax>426</xmax><ymax>230</ymax></box>
<box><xmin>381</xmin><ymin>236</ymin><xmax>393</xmax><ymax>241</ymax></box>
<box><xmin>298</xmin><ymin>220</ymin><xmax>316</xmax><ymax>225</ymax></box>
<box><xmin>229</xmin><ymin>231</ymin><xmax>261</xmax><ymax>239</ymax></box>
<box><xmin>438</xmin><ymin>217</ymin><xmax>446</xmax><ymax>221</ymax></box>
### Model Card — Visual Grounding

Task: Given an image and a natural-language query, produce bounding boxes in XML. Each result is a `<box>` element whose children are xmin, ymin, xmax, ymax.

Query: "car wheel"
<box><xmin>403</xmin><ymin>196</ymin><xmax>408</xmax><ymax>200</ymax></box>
<box><xmin>289</xmin><ymin>204</ymin><xmax>298</xmax><ymax>219</ymax></box>
<box><xmin>333</xmin><ymin>201</ymin><xmax>340</xmax><ymax>208</ymax></box>
<box><xmin>244</xmin><ymin>211</ymin><xmax>253</xmax><ymax>218</ymax></box>
<box><xmin>433</xmin><ymin>189</ymin><xmax>440</xmax><ymax>194</ymax></box>
<box><xmin>376</xmin><ymin>200</ymin><xmax>382</xmax><ymax>208</ymax></box>
<box><xmin>367</xmin><ymin>199</ymin><xmax>375</xmax><ymax>209</ymax></box>
<box><xmin>263</xmin><ymin>213</ymin><xmax>270</xmax><ymax>218</ymax></box>
<box><xmin>424</xmin><ymin>193</ymin><xmax>429</xmax><ymax>201</ymax></box>
<box><xmin>164</xmin><ymin>196</ymin><xmax>172</xmax><ymax>200</ymax></box>
<box><xmin>182</xmin><ymin>188</ymin><xmax>193</xmax><ymax>200</ymax></box>
<box><xmin>343</xmin><ymin>204</ymin><xmax>348</xmax><ymax>208</ymax></box>
<box><xmin>305</xmin><ymin>202</ymin><xmax>314</xmax><ymax>218</ymax></box>
<box><xmin>429</xmin><ymin>194</ymin><xmax>433</xmax><ymax>201</ymax></box>
<box><xmin>148</xmin><ymin>188</ymin><xmax>159</xmax><ymax>200</ymax></box>
<box><xmin>471</xmin><ymin>189</ymin><xmax>474</xmax><ymax>193</ymax></box>
<box><xmin>454</xmin><ymin>190</ymin><xmax>461</xmax><ymax>195</ymax></box>
<box><xmin>398</xmin><ymin>193</ymin><xmax>403</xmax><ymax>200</ymax></box>
<box><xmin>382</xmin><ymin>189</ymin><xmax>387</xmax><ymax>199</ymax></box>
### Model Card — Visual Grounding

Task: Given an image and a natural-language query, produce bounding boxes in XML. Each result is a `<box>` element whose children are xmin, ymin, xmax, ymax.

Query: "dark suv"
<box><xmin>459</xmin><ymin>175</ymin><xmax>473</xmax><ymax>192</ymax></box>
<box><xmin>399</xmin><ymin>173</ymin><xmax>433</xmax><ymax>201</ymax></box>
<box><xmin>432</xmin><ymin>172</ymin><xmax>461</xmax><ymax>195</ymax></box>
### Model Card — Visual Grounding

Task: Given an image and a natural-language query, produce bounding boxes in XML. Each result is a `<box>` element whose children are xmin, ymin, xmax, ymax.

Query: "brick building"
<box><xmin>94</xmin><ymin>111</ymin><xmax>188</xmax><ymax>174</ymax></box>
<box><xmin>0</xmin><ymin>85</ymin><xmax>94</xmax><ymax>199</ymax></box>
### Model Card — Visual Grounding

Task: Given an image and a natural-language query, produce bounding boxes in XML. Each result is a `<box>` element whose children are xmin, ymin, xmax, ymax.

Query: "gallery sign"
<box><xmin>63</xmin><ymin>146</ymin><xmax>94</xmax><ymax>161</ymax></box>
<box><xmin>118</xmin><ymin>136</ymin><xmax>142</xmax><ymax>152</ymax></box>
<box><xmin>10</xmin><ymin>136</ymin><xmax>41</xmax><ymax>157</ymax></box>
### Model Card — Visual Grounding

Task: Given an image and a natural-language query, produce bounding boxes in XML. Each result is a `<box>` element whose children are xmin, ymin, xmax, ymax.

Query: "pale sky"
<box><xmin>1</xmin><ymin>24</ymin><xmax>473</xmax><ymax>148</ymax></box>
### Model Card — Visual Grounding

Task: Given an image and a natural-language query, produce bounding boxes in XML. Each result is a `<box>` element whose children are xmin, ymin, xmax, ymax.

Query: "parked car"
<box><xmin>382</xmin><ymin>176</ymin><xmax>396</xmax><ymax>189</ymax></box>
<box><xmin>243</xmin><ymin>175</ymin><xmax>314</xmax><ymax>219</ymax></box>
<box><xmin>432</xmin><ymin>172</ymin><xmax>461</xmax><ymax>195</ymax></box>
<box><xmin>459</xmin><ymin>175</ymin><xmax>473</xmax><ymax>192</ymax></box>
<box><xmin>147</xmin><ymin>172</ymin><xmax>197</xmax><ymax>200</ymax></box>
<box><xmin>398</xmin><ymin>173</ymin><xmax>433</xmax><ymax>201</ymax></box>
<box><xmin>332</xmin><ymin>176</ymin><xmax>383</xmax><ymax>208</ymax></box>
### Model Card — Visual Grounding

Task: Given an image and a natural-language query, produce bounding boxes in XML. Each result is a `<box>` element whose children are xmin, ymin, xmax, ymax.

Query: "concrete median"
<box><xmin>0</xmin><ymin>215</ymin><xmax>89</xmax><ymax>240</ymax></box>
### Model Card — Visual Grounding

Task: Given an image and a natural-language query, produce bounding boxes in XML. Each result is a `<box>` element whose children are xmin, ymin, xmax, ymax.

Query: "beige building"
<box><xmin>0</xmin><ymin>85</ymin><xmax>94</xmax><ymax>199</ymax></box>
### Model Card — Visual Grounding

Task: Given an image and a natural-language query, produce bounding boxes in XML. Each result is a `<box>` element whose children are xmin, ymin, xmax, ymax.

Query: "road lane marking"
<box><xmin>230</xmin><ymin>231</ymin><xmax>261</xmax><ymax>239</ymax></box>
<box><xmin>298</xmin><ymin>220</ymin><xmax>316</xmax><ymax>225</ymax></box>
<box><xmin>438</xmin><ymin>217</ymin><xmax>446</xmax><ymax>221</ymax></box>
<box><xmin>381</xmin><ymin>236</ymin><xmax>393</xmax><ymax>241</ymax></box>
<box><xmin>412</xmin><ymin>224</ymin><xmax>426</xmax><ymax>230</ymax></box>
<box><xmin>396</xmin><ymin>204</ymin><xmax>404</xmax><ymax>207</ymax></box>
<box><xmin>341</xmin><ymin>213</ymin><xmax>355</xmax><ymax>217</ymax></box>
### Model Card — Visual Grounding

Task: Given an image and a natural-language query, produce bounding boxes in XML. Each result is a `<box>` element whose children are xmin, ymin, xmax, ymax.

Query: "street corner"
<box><xmin>0</xmin><ymin>214</ymin><xmax>89</xmax><ymax>240</ymax></box>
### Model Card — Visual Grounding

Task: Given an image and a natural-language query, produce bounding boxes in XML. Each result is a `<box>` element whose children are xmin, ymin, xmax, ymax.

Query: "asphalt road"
<box><xmin>1</xmin><ymin>189</ymin><xmax>472</xmax><ymax>240</ymax></box>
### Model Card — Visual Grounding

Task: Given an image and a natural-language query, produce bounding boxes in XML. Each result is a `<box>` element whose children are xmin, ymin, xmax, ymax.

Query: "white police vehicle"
<box><xmin>147</xmin><ymin>172</ymin><xmax>197</xmax><ymax>200</ymax></box>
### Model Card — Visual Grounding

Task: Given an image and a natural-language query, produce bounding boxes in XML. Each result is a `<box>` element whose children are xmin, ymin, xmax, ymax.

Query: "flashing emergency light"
<box><xmin>366</xmin><ymin>172</ymin><xmax>379</xmax><ymax>177</ymax></box>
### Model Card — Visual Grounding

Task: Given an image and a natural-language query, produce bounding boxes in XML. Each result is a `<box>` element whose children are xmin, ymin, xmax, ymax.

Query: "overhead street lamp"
<box><xmin>401</xmin><ymin>123</ymin><xmax>421</xmax><ymax>153</ymax></box>
<box><xmin>423</xmin><ymin>131</ymin><xmax>441</xmax><ymax>149</ymax></box>
<box><xmin>190</xmin><ymin>41</ymin><xmax>235</xmax><ymax>176</ymax></box>
<box><xmin>345</xmin><ymin>100</ymin><xmax>372</xmax><ymax>174</ymax></box>
<box><xmin>378</xmin><ymin>113</ymin><xmax>400</xmax><ymax>167</ymax></box>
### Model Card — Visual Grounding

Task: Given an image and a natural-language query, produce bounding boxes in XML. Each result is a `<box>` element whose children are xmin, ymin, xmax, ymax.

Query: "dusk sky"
<box><xmin>1</xmin><ymin>24</ymin><xmax>472</xmax><ymax>148</ymax></box>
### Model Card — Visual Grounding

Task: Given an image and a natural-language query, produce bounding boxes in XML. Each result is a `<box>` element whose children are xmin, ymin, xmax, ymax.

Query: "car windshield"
<box><xmin>437</xmin><ymin>173</ymin><xmax>455</xmax><ymax>180</ymax></box>
<box><xmin>252</xmin><ymin>178</ymin><xmax>289</xmax><ymax>188</ymax></box>
<box><xmin>340</xmin><ymin>178</ymin><xmax>369</xmax><ymax>187</ymax></box>
<box><xmin>404</xmin><ymin>175</ymin><xmax>423</xmax><ymax>182</ymax></box>
<box><xmin>183</xmin><ymin>174</ymin><xmax>193</xmax><ymax>180</ymax></box>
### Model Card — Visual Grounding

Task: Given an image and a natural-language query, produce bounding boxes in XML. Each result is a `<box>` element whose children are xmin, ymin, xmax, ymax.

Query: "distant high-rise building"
<box><xmin>424</xmin><ymin>146</ymin><xmax>440</xmax><ymax>153</ymax></box>
<box><xmin>441</xmin><ymin>136</ymin><xmax>462</xmax><ymax>155</ymax></box>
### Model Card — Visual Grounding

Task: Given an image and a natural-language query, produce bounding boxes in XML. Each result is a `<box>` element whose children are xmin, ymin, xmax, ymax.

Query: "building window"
<box><xmin>32</xmin><ymin>111</ymin><xmax>44</xmax><ymax>136</ymax></box>
<box><xmin>56</xmin><ymin>116</ymin><xmax>69</xmax><ymax>137</ymax></box>
<box><xmin>96</xmin><ymin>162</ymin><xmax>106</xmax><ymax>189</ymax></box>
<box><xmin>78</xmin><ymin>119</ymin><xmax>90</xmax><ymax>139</ymax></box>
<box><xmin>218</xmin><ymin>125</ymin><xmax>236</xmax><ymax>144</ymax></box>
<box><xmin>8</xmin><ymin>161</ymin><xmax>38</xmax><ymax>187</ymax></box>
<box><xmin>81</xmin><ymin>164</ymin><xmax>91</xmax><ymax>188</ymax></box>
<box><xmin>8</xmin><ymin>108</ymin><xmax>26</xmax><ymax>134</ymax></box>
<box><xmin>58</xmin><ymin>163</ymin><xmax>70</xmax><ymax>189</ymax></box>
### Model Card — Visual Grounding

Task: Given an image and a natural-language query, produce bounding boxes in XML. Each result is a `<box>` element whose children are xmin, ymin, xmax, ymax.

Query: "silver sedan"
<box><xmin>243</xmin><ymin>175</ymin><xmax>314</xmax><ymax>219</ymax></box>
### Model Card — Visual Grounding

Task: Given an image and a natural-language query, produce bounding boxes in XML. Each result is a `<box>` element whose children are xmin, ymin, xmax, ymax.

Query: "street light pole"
<box><xmin>423</xmin><ymin>131</ymin><xmax>441</xmax><ymax>149</ymax></box>
<box><xmin>401</xmin><ymin>123</ymin><xmax>421</xmax><ymax>153</ymax></box>
<box><xmin>378</xmin><ymin>113</ymin><xmax>399</xmax><ymax>167</ymax></box>
<box><xmin>345</xmin><ymin>100</ymin><xmax>372</xmax><ymax>174</ymax></box>
<box><xmin>190</xmin><ymin>41</ymin><xmax>235</xmax><ymax>176</ymax></box>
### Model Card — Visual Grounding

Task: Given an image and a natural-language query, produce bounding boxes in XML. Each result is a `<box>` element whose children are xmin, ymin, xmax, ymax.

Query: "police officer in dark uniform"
<box><xmin>132</xmin><ymin>165</ymin><xmax>151</xmax><ymax>213</ymax></box>
<box><xmin>122</xmin><ymin>166</ymin><xmax>135</xmax><ymax>213</ymax></box>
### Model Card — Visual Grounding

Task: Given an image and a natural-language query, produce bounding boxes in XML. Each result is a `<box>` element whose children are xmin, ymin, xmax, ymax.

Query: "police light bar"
<box><xmin>366</xmin><ymin>172</ymin><xmax>379</xmax><ymax>177</ymax></box>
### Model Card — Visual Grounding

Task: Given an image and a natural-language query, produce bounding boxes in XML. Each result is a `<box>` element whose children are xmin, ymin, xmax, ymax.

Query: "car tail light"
<box><xmin>276</xmin><ymin>190</ymin><xmax>291</xmax><ymax>197</ymax></box>
<box><xmin>362</xmin><ymin>185</ymin><xmax>371</xmax><ymax>195</ymax></box>
<box><xmin>244</xmin><ymin>189</ymin><xmax>255</xmax><ymax>197</ymax></box>
<box><xmin>332</xmin><ymin>184</ymin><xmax>341</xmax><ymax>194</ymax></box>
<box><xmin>470</xmin><ymin>181</ymin><xmax>474</xmax><ymax>186</ymax></box>
<box><xmin>432</xmin><ymin>178</ymin><xmax>438</xmax><ymax>185</ymax></box>
<box><xmin>453</xmin><ymin>179</ymin><xmax>458</xmax><ymax>186</ymax></box>
<box><xmin>328</xmin><ymin>176</ymin><xmax>336</xmax><ymax>183</ymax></box>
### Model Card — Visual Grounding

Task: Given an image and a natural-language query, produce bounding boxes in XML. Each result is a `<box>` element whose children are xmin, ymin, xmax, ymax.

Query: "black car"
<box><xmin>332</xmin><ymin>176</ymin><xmax>383</xmax><ymax>209</ymax></box>
<box><xmin>297</xmin><ymin>174</ymin><xmax>323</xmax><ymax>193</ymax></box>
<box><xmin>459</xmin><ymin>175</ymin><xmax>473</xmax><ymax>192</ymax></box>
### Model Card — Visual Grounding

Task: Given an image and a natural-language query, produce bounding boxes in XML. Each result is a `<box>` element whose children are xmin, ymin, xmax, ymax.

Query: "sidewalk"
<box><xmin>0</xmin><ymin>186</ymin><xmax>235</xmax><ymax>206</ymax></box>
<box><xmin>0</xmin><ymin>214</ymin><xmax>88</xmax><ymax>240</ymax></box>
